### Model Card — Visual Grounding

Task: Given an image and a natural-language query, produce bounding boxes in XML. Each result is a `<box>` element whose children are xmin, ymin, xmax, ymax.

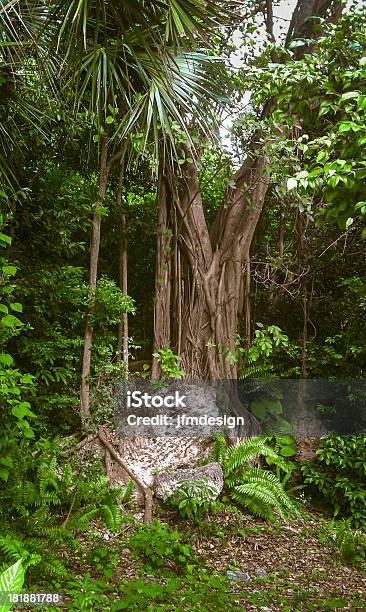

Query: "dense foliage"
<box><xmin>0</xmin><ymin>1</ymin><xmax>365</xmax><ymax>609</ymax></box>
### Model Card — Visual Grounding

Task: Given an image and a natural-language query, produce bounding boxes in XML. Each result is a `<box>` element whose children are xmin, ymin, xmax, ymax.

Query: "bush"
<box><xmin>128</xmin><ymin>520</ymin><xmax>193</xmax><ymax>572</ymax></box>
<box><xmin>301</xmin><ymin>436</ymin><xmax>366</xmax><ymax>528</ymax></box>
<box><xmin>167</xmin><ymin>478</ymin><xmax>219</xmax><ymax>522</ymax></box>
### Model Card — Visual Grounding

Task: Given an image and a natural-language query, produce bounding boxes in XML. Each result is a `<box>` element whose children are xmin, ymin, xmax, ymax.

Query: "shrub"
<box><xmin>167</xmin><ymin>478</ymin><xmax>219</xmax><ymax>522</ymax></box>
<box><xmin>301</xmin><ymin>435</ymin><xmax>366</xmax><ymax>528</ymax></box>
<box><xmin>128</xmin><ymin>520</ymin><xmax>193</xmax><ymax>572</ymax></box>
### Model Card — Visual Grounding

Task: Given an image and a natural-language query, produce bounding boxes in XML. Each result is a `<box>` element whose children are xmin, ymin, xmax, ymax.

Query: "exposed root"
<box><xmin>97</xmin><ymin>427</ymin><xmax>153</xmax><ymax>523</ymax></box>
<box><xmin>63</xmin><ymin>432</ymin><xmax>98</xmax><ymax>455</ymax></box>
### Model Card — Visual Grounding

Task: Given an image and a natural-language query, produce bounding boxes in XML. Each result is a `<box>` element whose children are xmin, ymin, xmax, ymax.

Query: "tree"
<box><xmin>0</xmin><ymin>1</ymin><xmax>49</xmax><ymax>191</ymax></box>
<box><xmin>51</xmin><ymin>0</ymin><xmax>235</xmax><ymax>422</ymax></box>
<box><xmin>152</xmin><ymin>0</ymin><xmax>345</xmax><ymax>384</ymax></box>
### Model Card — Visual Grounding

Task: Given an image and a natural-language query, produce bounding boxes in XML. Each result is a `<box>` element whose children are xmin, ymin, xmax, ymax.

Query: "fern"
<box><xmin>122</xmin><ymin>479</ymin><xmax>134</xmax><ymax>504</ymax></box>
<box><xmin>240</xmin><ymin>365</ymin><xmax>276</xmax><ymax>380</ymax></box>
<box><xmin>0</xmin><ymin>533</ymin><xmax>65</xmax><ymax>576</ymax></box>
<box><xmin>215</xmin><ymin>436</ymin><xmax>300</xmax><ymax>522</ymax></box>
<box><xmin>210</xmin><ymin>434</ymin><xmax>228</xmax><ymax>463</ymax></box>
<box><xmin>0</xmin><ymin>446</ymin><xmax>126</xmax><ymax>582</ymax></box>
<box><xmin>230</xmin><ymin>467</ymin><xmax>297</xmax><ymax>522</ymax></box>
<box><xmin>223</xmin><ymin>437</ymin><xmax>279</xmax><ymax>474</ymax></box>
<box><xmin>101</xmin><ymin>503</ymin><xmax>122</xmax><ymax>531</ymax></box>
<box><xmin>71</xmin><ymin>499</ymin><xmax>123</xmax><ymax>532</ymax></box>
<box><xmin>0</xmin><ymin>535</ymin><xmax>28</xmax><ymax>564</ymax></box>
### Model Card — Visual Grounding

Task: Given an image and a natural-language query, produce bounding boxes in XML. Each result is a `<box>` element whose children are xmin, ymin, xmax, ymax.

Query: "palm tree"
<box><xmin>0</xmin><ymin>2</ymin><xmax>55</xmax><ymax>195</ymax></box>
<box><xmin>0</xmin><ymin>1</ymin><xmax>33</xmax><ymax>189</ymax></box>
<box><xmin>49</xmin><ymin>0</ymin><xmax>237</xmax><ymax>422</ymax></box>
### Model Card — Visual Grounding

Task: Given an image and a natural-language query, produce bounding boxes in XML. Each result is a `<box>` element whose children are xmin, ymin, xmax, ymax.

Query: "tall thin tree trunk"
<box><xmin>152</xmin><ymin>163</ymin><xmax>172</xmax><ymax>378</ymax></box>
<box><xmin>301</xmin><ymin>281</ymin><xmax>308</xmax><ymax>380</ymax></box>
<box><xmin>116</xmin><ymin>160</ymin><xmax>129</xmax><ymax>374</ymax></box>
<box><xmin>80</xmin><ymin>136</ymin><xmax>109</xmax><ymax>424</ymax></box>
<box><xmin>244</xmin><ymin>257</ymin><xmax>251</xmax><ymax>347</ymax></box>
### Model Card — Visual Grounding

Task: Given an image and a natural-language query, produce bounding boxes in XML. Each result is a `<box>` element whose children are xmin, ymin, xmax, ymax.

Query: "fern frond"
<box><xmin>229</xmin><ymin>467</ymin><xmax>299</xmax><ymax>522</ymax></box>
<box><xmin>101</xmin><ymin>503</ymin><xmax>122</xmax><ymax>531</ymax></box>
<box><xmin>41</xmin><ymin>556</ymin><xmax>67</xmax><ymax>577</ymax></box>
<box><xmin>217</xmin><ymin>436</ymin><xmax>300</xmax><ymax>523</ymax></box>
<box><xmin>230</xmin><ymin>490</ymin><xmax>275</xmax><ymax>521</ymax></box>
<box><xmin>122</xmin><ymin>479</ymin><xmax>134</xmax><ymax>504</ymax></box>
<box><xmin>210</xmin><ymin>434</ymin><xmax>228</xmax><ymax>462</ymax></box>
<box><xmin>0</xmin><ymin>534</ymin><xmax>27</xmax><ymax>562</ymax></box>
<box><xmin>240</xmin><ymin>366</ymin><xmax>276</xmax><ymax>380</ymax></box>
<box><xmin>223</xmin><ymin>437</ymin><xmax>278</xmax><ymax>477</ymax></box>
<box><xmin>70</xmin><ymin>508</ymin><xmax>99</xmax><ymax>529</ymax></box>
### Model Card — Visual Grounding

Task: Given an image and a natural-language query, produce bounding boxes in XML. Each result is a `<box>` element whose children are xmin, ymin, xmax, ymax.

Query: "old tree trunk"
<box><xmin>152</xmin><ymin>0</ymin><xmax>343</xmax><ymax>387</ymax></box>
<box><xmin>152</xmin><ymin>147</ymin><xmax>270</xmax><ymax>382</ymax></box>
<box><xmin>118</xmin><ymin>0</ymin><xmax>343</xmax><ymax>506</ymax></box>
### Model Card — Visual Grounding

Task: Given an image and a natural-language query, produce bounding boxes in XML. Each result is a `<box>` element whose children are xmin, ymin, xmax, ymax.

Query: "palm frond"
<box><xmin>50</xmin><ymin>0</ymin><xmax>232</xmax><ymax>162</ymax></box>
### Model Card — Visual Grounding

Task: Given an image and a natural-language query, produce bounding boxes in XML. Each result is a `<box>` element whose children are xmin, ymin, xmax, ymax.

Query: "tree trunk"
<box><xmin>152</xmin><ymin>0</ymin><xmax>342</xmax><ymax>386</ymax></box>
<box><xmin>80</xmin><ymin>136</ymin><xmax>109</xmax><ymax>424</ymax></box>
<box><xmin>152</xmin><ymin>164</ymin><xmax>172</xmax><ymax>378</ymax></box>
<box><xmin>152</xmin><ymin>145</ymin><xmax>271</xmax><ymax>383</ymax></box>
<box><xmin>116</xmin><ymin>160</ymin><xmax>129</xmax><ymax>374</ymax></box>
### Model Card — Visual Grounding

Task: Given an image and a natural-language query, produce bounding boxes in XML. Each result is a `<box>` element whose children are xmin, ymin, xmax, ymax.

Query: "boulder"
<box><xmin>153</xmin><ymin>462</ymin><xmax>223</xmax><ymax>501</ymax></box>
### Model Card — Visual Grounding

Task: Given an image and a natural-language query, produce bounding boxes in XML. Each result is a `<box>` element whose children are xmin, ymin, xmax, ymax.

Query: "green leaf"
<box><xmin>0</xmin><ymin>314</ymin><xmax>23</xmax><ymax>328</ymax></box>
<box><xmin>0</xmin><ymin>234</ymin><xmax>12</xmax><ymax>246</ymax></box>
<box><xmin>0</xmin><ymin>560</ymin><xmax>25</xmax><ymax>611</ymax></box>
<box><xmin>0</xmin><ymin>353</ymin><xmax>13</xmax><ymax>366</ymax></box>
<box><xmin>289</xmin><ymin>39</ymin><xmax>306</xmax><ymax>49</ymax></box>
<box><xmin>21</xmin><ymin>374</ymin><xmax>33</xmax><ymax>384</ymax></box>
<box><xmin>106</xmin><ymin>115</ymin><xmax>114</xmax><ymax>124</ymax></box>
<box><xmin>0</xmin><ymin>305</ymin><xmax>8</xmax><ymax>314</ymax></box>
<box><xmin>0</xmin><ymin>468</ymin><xmax>9</xmax><ymax>482</ymax></box>
<box><xmin>2</xmin><ymin>265</ymin><xmax>16</xmax><ymax>276</ymax></box>
<box><xmin>21</xmin><ymin>427</ymin><xmax>35</xmax><ymax>439</ymax></box>
<box><xmin>355</xmin><ymin>201</ymin><xmax>366</xmax><ymax>214</ymax></box>
<box><xmin>250</xmin><ymin>399</ymin><xmax>267</xmax><ymax>420</ymax></box>
<box><xmin>11</xmin><ymin>402</ymin><xmax>36</xmax><ymax>420</ymax></box>
<box><xmin>357</xmin><ymin>95</ymin><xmax>366</xmax><ymax>110</ymax></box>
<box><xmin>337</xmin><ymin>122</ymin><xmax>352</xmax><ymax>133</ymax></box>
<box><xmin>287</xmin><ymin>177</ymin><xmax>297</xmax><ymax>190</ymax></box>
<box><xmin>308</xmin><ymin>167</ymin><xmax>322</xmax><ymax>178</ymax></box>
<box><xmin>276</xmin><ymin>435</ymin><xmax>295</xmax><ymax>446</ymax></box>
<box><xmin>280</xmin><ymin>446</ymin><xmax>297</xmax><ymax>457</ymax></box>
<box><xmin>340</xmin><ymin>91</ymin><xmax>359</xmax><ymax>101</ymax></box>
<box><xmin>264</xmin><ymin>399</ymin><xmax>283</xmax><ymax>415</ymax></box>
<box><xmin>273</xmin><ymin>416</ymin><xmax>293</xmax><ymax>434</ymax></box>
<box><xmin>9</xmin><ymin>303</ymin><xmax>22</xmax><ymax>313</ymax></box>
<box><xmin>0</xmin><ymin>456</ymin><xmax>13</xmax><ymax>468</ymax></box>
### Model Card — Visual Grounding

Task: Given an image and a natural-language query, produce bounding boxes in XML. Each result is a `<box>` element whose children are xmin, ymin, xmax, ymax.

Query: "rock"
<box><xmin>153</xmin><ymin>462</ymin><xmax>223</xmax><ymax>500</ymax></box>
<box><xmin>241</xmin><ymin>564</ymin><xmax>267</xmax><ymax>580</ymax></box>
<box><xmin>226</xmin><ymin>570</ymin><xmax>251</xmax><ymax>583</ymax></box>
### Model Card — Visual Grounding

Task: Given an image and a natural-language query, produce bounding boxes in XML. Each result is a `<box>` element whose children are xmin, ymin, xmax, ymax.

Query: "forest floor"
<box><xmin>50</xmin><ymin>504</ymin><xmax>366</xmax><ymax>611</ymax></box>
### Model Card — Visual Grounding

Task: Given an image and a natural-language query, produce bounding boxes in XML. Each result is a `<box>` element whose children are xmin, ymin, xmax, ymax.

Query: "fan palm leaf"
<box><xmin>0</xmin><ymin>2</ymin><xmax>55</xmax><ymax>191</ymax></box>
<box><xmin>50</xmin><ymin>0</ymin><xmax>235</xmax><ymax>160</ymax></box>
